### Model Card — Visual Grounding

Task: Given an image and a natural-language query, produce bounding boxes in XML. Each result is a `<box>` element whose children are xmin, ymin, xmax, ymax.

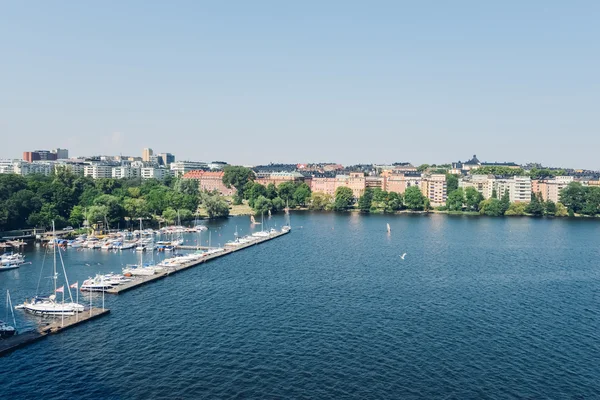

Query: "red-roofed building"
<box><xmin>182</xmin><ymin>170</ymin><xmax>236</xmax><ymax>196</ymax></box>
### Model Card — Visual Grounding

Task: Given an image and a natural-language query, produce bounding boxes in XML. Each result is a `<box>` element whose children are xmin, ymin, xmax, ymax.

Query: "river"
<box><xmin>1</xmin><ymin>213</ymin><xmax>599</xmax><ymax>398</ymax></box>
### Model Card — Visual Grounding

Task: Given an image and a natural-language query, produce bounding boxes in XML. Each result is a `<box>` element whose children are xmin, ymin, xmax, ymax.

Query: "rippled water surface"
<box><xmin>1</xmin><ymin>213</ymin><xmax>600</xmax><ymax>399</ymax></box>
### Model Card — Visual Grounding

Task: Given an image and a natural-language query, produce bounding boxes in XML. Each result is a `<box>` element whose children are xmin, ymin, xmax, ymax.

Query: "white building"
<box><xmin>489</xmin><ymin>176</ymin><xmax>532</xmax><ymax>202</ymax></box>
<box><xmin>112</xmin><ymin>165</ymin><xmax>141</xmax><ymax>179</ymax></box>
<box><xmin>141</xmin><ymin>166</ymin><xmax>170</xmax><ymax>180</ymax></box>
<box><xmin>53</xmin><ymin>148</ymin><xmax>69</xmax><ymax>159</ymax></box>
<box><xmin>170</xmin><ymin>161</ymin><xmax>208</xmax><ymax>178</ymax></box>
<box><xmin>84</xmin><ymin>164</ymin><xmax>113</xmax><ymax>179</ymax></box>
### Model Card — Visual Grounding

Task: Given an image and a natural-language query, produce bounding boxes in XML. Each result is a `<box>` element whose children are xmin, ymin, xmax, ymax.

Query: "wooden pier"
<box><xmin>107</xmin><ymin>229</ymin><xmax>289</xmax><ymax>295</ymax></box>
<box><xmin>0</xmin><ymin>307</ymin><xmax>110</xmax><ymax>357</ymax></box>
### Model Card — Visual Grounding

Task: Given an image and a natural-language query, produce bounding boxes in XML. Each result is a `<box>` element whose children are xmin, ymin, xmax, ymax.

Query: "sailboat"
<box><xmin>123</xmin><ymin>219</ymin><xmax>164</xmax><ymax>276</ymax></box>
<box><xmin>1</xmin><ymin>290</ymin><xmax>17</xmax><ymax>338</ymax></box>
<box><xmin>252</xmin><ymin>212</ymin><xmax>270</xmax><ymax>238</ymax></box>
<box><xmin>15</xmin><ymin>221</ymin><xmax>84</xmax><ymax>316</ymax></box>
<box><xmin>387</xmin><ymin>223</ymin><xmax>391</xmax><ymax>233</ymax></box>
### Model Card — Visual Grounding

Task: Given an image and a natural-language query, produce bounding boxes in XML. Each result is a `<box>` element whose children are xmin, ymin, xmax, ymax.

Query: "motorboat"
<box><xmin>0</xmin><ymin>264</ymin><xmax>20</xmax><ymax>271</ymax></box>
<box><xmin>16</xmin><ymin>295</ymin><xmax>85</xmax><ymax>316</ymax></box>
<box><xmin>80</xmin><ymin>276</ymin><xmax>114</xmax><ymax>292</ymax></box>
<box><xmin>102</xmin><ymin>274</ymin><xmax>132</xmax><ymax>285</ymax></box>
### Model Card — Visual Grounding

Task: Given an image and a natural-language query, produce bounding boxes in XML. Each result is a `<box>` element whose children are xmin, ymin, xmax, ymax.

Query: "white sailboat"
<box><xmin>16</xmin><ymin>221</ymin><xmax>84</xmax><ymax>316</ymax></box>
<box><xmin>123</xmin><ymin>219</ymin><xmax>163</xmax><ymax>276</ymax></box>
<box><xmin>1</xmin><ymin>290</ymin><xmax>17</xmax><ymax>338</ymax></box>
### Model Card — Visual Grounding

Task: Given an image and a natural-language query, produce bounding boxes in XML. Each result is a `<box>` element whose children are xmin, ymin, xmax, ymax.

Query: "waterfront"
<box><xmin>1</xmin><ymin>213</ymin><xmax>600</xmax><ymax>398</ymax></box>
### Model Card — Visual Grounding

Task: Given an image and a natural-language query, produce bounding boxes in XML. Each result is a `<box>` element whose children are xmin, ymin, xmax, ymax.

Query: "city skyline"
<box><xmin>2</xmin><ymin>2</ymin><xmax>599</xmax><ymax>168</ymax></box>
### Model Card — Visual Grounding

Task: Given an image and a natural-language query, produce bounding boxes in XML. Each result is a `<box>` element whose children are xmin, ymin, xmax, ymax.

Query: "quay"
<box><xmin>107</xmin><ymin>228</ymin><xmax>289</xmax><ymax>295</ymax></box>
<box><xmin>0</xmin><ymin>307</ymin><xmax>110</xmax><ymax>357</ymax></box>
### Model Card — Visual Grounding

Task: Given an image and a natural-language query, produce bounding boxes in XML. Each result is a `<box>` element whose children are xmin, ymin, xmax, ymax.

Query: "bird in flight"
<box><xmin>400</xmin><ymin>253</ymin><xmax>407</xmax><ymax>260</ymax></box>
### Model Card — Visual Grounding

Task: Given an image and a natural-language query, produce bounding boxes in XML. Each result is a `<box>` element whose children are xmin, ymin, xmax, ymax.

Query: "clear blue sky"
<box><xmin>1</xmin><ymin>1</ymin><xmax>598</xmax><ymax>168</ymax></box>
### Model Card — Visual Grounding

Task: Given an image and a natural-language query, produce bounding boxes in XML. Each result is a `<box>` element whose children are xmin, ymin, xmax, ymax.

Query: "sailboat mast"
<box><xmin>7</xmin><ymin>290</ymin><xmax>16</xmax><ymax>330</ymax></box>
<box><xmin>52</xmin><ymin>221</ymin><xmax>57</xmax><ymax>294</ymax></box>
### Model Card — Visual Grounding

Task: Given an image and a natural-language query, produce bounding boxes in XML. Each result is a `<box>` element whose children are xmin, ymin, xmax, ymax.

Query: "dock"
<box><xmin>107</xmin><ymin>228</ymin><xmax>289</xmax><ymax>295</ymax></box>
<box><xmin>0</xmin><ymin>307</ymin><xmax>110</xmax><ymax>357</ymax></box>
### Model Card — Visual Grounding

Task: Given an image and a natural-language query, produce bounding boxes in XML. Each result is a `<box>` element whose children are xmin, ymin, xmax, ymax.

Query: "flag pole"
<box><xmin>76</xmin><ymin>283</ymin><xmax>79</xmax><ymax>322</ymax></box>
<box><xmin>61</xmin><ymin>290</ymin><xmax>64</xmax><ymax>328</ymax></box>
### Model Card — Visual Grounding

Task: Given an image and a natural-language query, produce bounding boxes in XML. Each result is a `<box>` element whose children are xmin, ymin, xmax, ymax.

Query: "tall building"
<box><xmin>23</xmin><ymin>150</ymin><xmax>57</xmax><ymax>162</ymax></box>
<box><xmin>170</xmin><ymin>161</ymin><xmax>208</xmax><ymax>178</ymax></box>
<box><xmin>158</xmin><ymin>153</ymin><xmax>175</xmax><ymax>166</ymax></box>
<box><xmin>53</xmin><ymin>148</ymin><xmax>69</xmax><ymax>159</ymax></box>
<box><xmin>142</xmin><ymin>148</ymin><xmax>153</xmax><ymax>162</ymax></box>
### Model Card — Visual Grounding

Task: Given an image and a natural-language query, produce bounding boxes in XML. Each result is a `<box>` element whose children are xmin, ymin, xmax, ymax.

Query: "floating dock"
<box><xmin>107</xmin><ymin>229</ymin><xmax>289</xmax><ymax>295</ymax></box>
<box><xmin>0</xmin><ymin>307</ymin><xmax>110</xmax><ymax>357</ymax></box>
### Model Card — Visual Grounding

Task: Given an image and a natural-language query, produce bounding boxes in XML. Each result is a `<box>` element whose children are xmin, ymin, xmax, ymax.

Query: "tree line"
<box><xmin>0</xmin><ymin>169</ymin><xmax>230</xmax><ymax>232</ymax></box>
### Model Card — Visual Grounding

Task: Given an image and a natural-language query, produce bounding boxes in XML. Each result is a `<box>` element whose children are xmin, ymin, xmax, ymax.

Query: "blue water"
<box><xmin>1</xmin><ymin>213</ymin><xmax>599</xmax><ymax>399</ymax></box>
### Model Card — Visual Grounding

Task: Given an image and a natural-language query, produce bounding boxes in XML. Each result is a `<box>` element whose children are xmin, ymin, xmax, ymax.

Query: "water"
<box><xmin>1</xmin><ymin>213</ymin><xmax>599</xmax><ymax>399</ymax></box>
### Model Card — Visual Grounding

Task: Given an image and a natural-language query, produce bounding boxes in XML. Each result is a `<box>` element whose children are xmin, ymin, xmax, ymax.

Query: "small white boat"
<box><xmin>0</xmin><ymin>264</ymin><xmax>20</xmax><ymax>271</ymax></box>
<box><xmin>80</xmin><ymin>276</ymin><xmax>113</xmax><ymax>292</ymax></box>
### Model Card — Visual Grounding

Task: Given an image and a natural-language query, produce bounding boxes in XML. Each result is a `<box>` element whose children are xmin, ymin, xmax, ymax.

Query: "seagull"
<box><xmin>85</xmin><ymin>263</ymin><xmax>90</xmax><ymax>266</ymax></box>
<box><xmin>400</xmin><ymin>253</ymin><xmax>407</xmax><ymax>260</ymax></box>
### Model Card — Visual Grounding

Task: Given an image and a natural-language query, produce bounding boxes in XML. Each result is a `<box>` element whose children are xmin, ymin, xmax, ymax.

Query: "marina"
<box><xmin>0</xmin><ymin>219</ymin><xmax>290</xmax><ymax>357</ymax></box>
<box><xmin>107</xmin><ymin>227</ymin><xmax>290</xmax><ymax>294</ymax></box>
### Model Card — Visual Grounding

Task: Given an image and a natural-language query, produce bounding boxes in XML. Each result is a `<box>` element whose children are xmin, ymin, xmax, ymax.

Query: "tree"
<box><xmin>505</xmin><ymin>202</ymin><xmax>527</xmax><ymax>216</ymax></box>
<box><xmin>309</xmin><ymin>192</ymin><xmax>333</xmax><ymax>211</ymax></box>
<box><xmin>253</xmin><ymin>195</ymin><xmax>272</xmax><ymax>215</ymax></box>
<box><xmin>560</xmin><ymin>182</ymin><xmax>586</xmax><ymax>214</ymax></box>
<box><xmin>479</xmin><ymin>198</ymin><xmax>504</xmax><ymax>216</ymax></box>
<box><xmin>446</xmin><ymin>174</ymin><xmax>459</xmax><ymax>193</ymax></box>
<box><xmin>68</xmin><ymin>205</ymin><xmax>86</xmax><ymax>227</ymax></box>
<box><xmin>271</xmin><ymin>197</ymin><xmax>285</xmax><ymax>212</ymax></box>
<box><xmin>204</xmin><ymin>196</ymin><xmax>230</xmax><ymax>219</ymax></box>
<box><xmin>525</xmin><ymin>192</ymin><xmax>544</xmax><ymax>216</ymax></box>
<box><xmin>246</xmin><ymin>183</ymin><xmax>267</xmax><ymax>208</ymax></box>
<box><xmin>85</xmin><ymin>205</ymin><xmax>109</xmax><ymax>230</ymax></box>
<box><xmin>464</xmin><ymin>187</ymin><xmax>484</xmax><ymax>211</ymax></box>
<box><xmin>277</xmin><ymin>181</ymin><xmax>297</xmax><ymax>203</ymax></box>
<box><xmin>222</xmin><ymin>166</ymin><xmax>255</xmax><ymax>198</ymax></box>
<box><xmin>333</xmin><ymin>187</ymin><xmax>354</xmax><ymax>211</ymax></box>
<box><xmin>545</xmin><ymin>200</ymin><xmax>557</xmax><ymax>216</ymax></box>
<box><xmin>500</xmin><ymin>189</ymin><xmax>510</xmax><ymax>214</ymax></box>
<box><xmin>385</xmin><ymin>192</ymin><xmax>402</xmax><ymax>213</ymax></box>
<box><xmin>266</xmin><ymin>183</ymin><xmax>278</xmax><ymax>200</ymax></box>
<box><xmin>446</xmin><ymin>188</ymin><xmax>465</xmax><ymax>211</ymax></box>
<box><xmin>162</xmin><ymin>208</ymin><xmax>178</xmax><ymax>224</ymax></box>
<box><xmin>174</xmin><ymin>179</ymin><xmax>199</xmax><ymax>196</ymax></box>
<box><xmin>417</xmin><ymin>164</ymin><xmax>430</xmax><ymax>172</ymax></box>
<box><xmin>27</xmin><ymin>204</ymin><xmax>65</xmax><ymax>229</ymax></box>
<box><xmin>491</xmin><ymin>188</ymin><xmax>498</xmax><ymax>199</ymax></box>
<box><xmin>93</xmin><ymin>194</ymin><xmax>124</xmax><ymax>226</ymax></box>
<box><xmin>582</xmin><ymin>186</ymin><xmax>600</xmax><ymax>216</ymax></box>
<box><xmin>358</xmin><ymin>188</ymin><xmax>373</xmax><ymax>212</ymax></box>
<box><xmin>123</xmin><ymin>198</ymin><xmax>150</xmax><ymax>220</ymax></box>
<box><xmin>555</xmin><ymin>202</ymin><xmax>568</xmax><ymax>217</ymax></box>
<box><xmin>293</xmin><ymin>183</ymin><xmax>311</xmax><ymax>206</ymax></box>
<box><xmin>403</xmin><ymin>186</ymin><xmax>425</xmax><ymax>210</ymax></box>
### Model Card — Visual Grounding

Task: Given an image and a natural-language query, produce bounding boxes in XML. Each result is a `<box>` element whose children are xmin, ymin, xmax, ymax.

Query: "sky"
<box><xmin>1</xmin><ymin>1</ymin><xmax>599</xmax><ymax>169</ymax></box>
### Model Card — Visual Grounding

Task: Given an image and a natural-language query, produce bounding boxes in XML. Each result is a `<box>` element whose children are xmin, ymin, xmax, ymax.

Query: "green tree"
<box><xmin>333</xmin><ymin>187</ymin><xmax>354</xmax><ymax>211</ymax></box>
<box><xmin>174</xmin><ymin>179</ymin><xmax>200</xmax><ymax>196</ymax></box>
<box><xmin>582</xmin><ymin>186</ymin><xmax>600</xmax><ymax>215</ymax></box>
<box><xmin>505</xmin><ymin>202</ymin><xmax>527</xmax><ymax>216</ymax></box>
<box><xmin>204</xmin><ymin>196</ymin><xmax>230</xmax><ymax>219</ymax></box>
<box><xmin>309</xmin><ymin>192</ymin><xmax>333</xmax><ymax>211</ymax></box>
<box><xmin>417</xmin><ymin>164</ymin><xmax>430</xmax><ymax>172</ymax></box>
<box><xmin>162</xmin><ymin>208</ymin><xmax>178</xmax><ymax>224</ymax></box>
<box><xmin>266</xmin><ymin>183</ymin><xmax>278</xmax><ymax>199</ymax></box>
<box><xmin>479</xmin><ymin>198</ymin><xmax>504</xmax><ymax>216</ymax></box>
<box><xmin>500</xmin><ymin>189</ymin><xmax>511</xmax><ymax>214</ymax></box>
<box><xmin>559</xmin><ymin>182</ymin><xmax>586</xmax><ymax>214</ymax></box>
<box><xmin>446</xmin><ymin>174</ymin><xmax>459</xmax><ymax>193</ymax></box>
<box><xmin>446</xmin><ymin>188</ymin><xmax>465</xmax><ymax>211</ymax></box>
<box><xmin>222</xmin><ymin>166</ymin><xmax>255</xmax><ymax>198</ymax></box>
<box><xmin>555</xmin><ymin>202</ymin><xmax>568</xmax><ymax>217</ymax></box>
<box><xmin>525</xmin><ymin>192</ymin><xmax>544</xmax><ymax>216</ymax></box>
<box><xmin>491</xmin><ymin>188</ymin><xmax>498</xmax><ymax>199</ymax></box>
<box><xmin>93</xmin><ymin>194</ymin><xmax>124</xmax><ymax>226</ymax></box>
<box><xmin>123</xmin><ymin>198</ymin><xmax>151</xmax><ymax>220</ymax></box>
<box><xmin>358</xmin><ymin>188</ymin><xmax>373</xmax><ymax>212</ymax></box>
<box><xmin>277</xmin><ymin>181</ymin><xmax>297</xmax><ymax>203</ymax></box>
<box><xmin>545</xmin><ymin>200</ymin><xmax>557</xmax><ymax>216</ymax></box>
<box><xmin>85</xmin><ymin>205</ymin><xmax>109</xmax><ymax>230</ymax></box>
<box><xmin>293</xmin><ymin>183</ymin><xmax>311</xmax><ymax>206</ymax></box>
<box><xmin>246</xmin><ymin>183</ymin><xmax>267</xmax><ymax>208</ymax></box>
<box><xmin>385</xmin><ymin>192</ymin><xmax>402</xmax><ymax>213</ymax></box>
<box><xmin>27</xmin><ymin>203</ymin><xmax>66</xmax><ymax>229</ymax></box>
<box><xmin>464</xmin><ymin>187</ymin><xmax>484</xmax><ymax>211</ymax></box>
<box><xmin>271</xmin><ymin>197</ymin><xmax>285</xmax><ymax>212</ymax></box>
<box><xmin>253</xmin><ymin>195</ymin><xmax>272</xmax><ymax>215</ymax></box>
<box><xmin>68</xmin><ymin>205</ymin><xmax>86</xmax><ymax>227</ymax></box>
<box><xmin>403</xmin><ymin>186</ymin><xmax>425</xmax><ymax>210</ymax></box>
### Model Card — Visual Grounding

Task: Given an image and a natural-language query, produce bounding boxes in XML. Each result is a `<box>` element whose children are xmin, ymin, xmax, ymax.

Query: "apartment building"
<box><xmin>84</xmin><ymin>164</ymin><xmax>113</xmax><ymax>179</ymax></box>
<box><xmin>141</xmin><ymin>167</ymin><xmax>170</xmax><ymax>180</ymax></box>
<box><xmin>170</xmin><ymin>161</ymin><xmax>209</xmax><ymax>178</ymax></box>
<box><xmin>532</xmin><ymin>176</ymin><xmax>574</xmax><ymax>203</ymax></box>
<box><xmin>422</xmin><ymin>174</ymin><xmax>447</xmax><ymax>206</ymax></box>
<box><xmin>181</xmin><ymin>170</ymin><xmax>236</xmax><ymax>195</ymax></box>
<box><xmin>255</xmin><ymin>171</ymin><xmax>304</xmax><ymax>187</ymax></box>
